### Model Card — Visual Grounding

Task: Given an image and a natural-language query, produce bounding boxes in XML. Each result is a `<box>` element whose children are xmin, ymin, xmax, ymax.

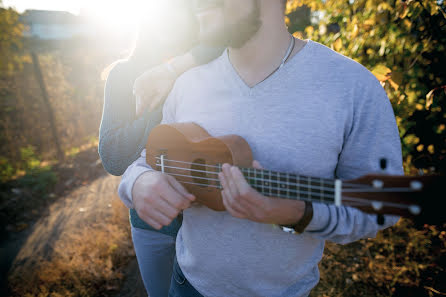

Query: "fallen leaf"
<box><xmin>426</xmin><ymin>89</ymin><xmax>435</xmax><ymax>109</ymax></box>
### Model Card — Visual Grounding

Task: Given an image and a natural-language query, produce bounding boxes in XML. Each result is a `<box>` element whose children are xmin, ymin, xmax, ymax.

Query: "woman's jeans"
<box><xmin>131</xmin><ymin>226</ymin><xmax>176</xmax><ymax>297</ymax></box>
<box><xmin>169</xmin><ymin>256</ymin><xmax>204</xmax><ymax>297</ymax></box>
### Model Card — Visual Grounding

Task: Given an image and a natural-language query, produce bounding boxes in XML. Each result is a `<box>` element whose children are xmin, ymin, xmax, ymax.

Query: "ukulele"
<box><xmin>146</xmin><ymin>123</ymin><xmax>445</xmax><ymax>225</ymax></box>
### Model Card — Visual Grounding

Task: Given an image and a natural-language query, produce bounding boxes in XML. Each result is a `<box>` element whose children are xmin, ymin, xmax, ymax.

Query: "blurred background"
<box><xmin>0</xmin><ymin>0</ymin><xmax>445</xmax><ymax>297</ymax></box>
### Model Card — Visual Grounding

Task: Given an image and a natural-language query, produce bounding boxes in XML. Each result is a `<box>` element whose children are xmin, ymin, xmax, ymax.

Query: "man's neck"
<box><xmin>228</xmin><ymin>3</ymin><xmax>301</xmax><ymax>87</ymax></box>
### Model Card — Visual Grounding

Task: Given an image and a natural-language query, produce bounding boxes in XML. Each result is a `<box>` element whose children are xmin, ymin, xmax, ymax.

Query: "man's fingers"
<box><xmin>222</xmin><ymin>164</ymin><xmax>239</xmax><ymax>198</ymax></box>
<box><xmin>152</xmin><ymin>198</ymin><xmax>181</xmax><ymax>221</ymax></box>
<box><xmin>141</xmin><ymin>216</ymin><xmax>162</xmax><ymax>230</ymax></box>
<box><xmin>144</xmin><ymin>208</ymin><xmax>173</xmax><ymax>228</ymax></box>
<box><xmin>230</xmin><ymin>166</ymin><xmax>252</xmax><ymax>197</ymax></box>
<box><xmin>222</xmin><ymin>190</ymin><xmax>246</xmax><ymax>219</ymax></box>
<box><xmin>167</xmin><ymin>175</ymin><xmax>195</xmax><ymax>201</ymax></box>
<box><xmin>252</xmin><ymin>160</ymin><xmax>264</xmax><ymax>170</ymax></box>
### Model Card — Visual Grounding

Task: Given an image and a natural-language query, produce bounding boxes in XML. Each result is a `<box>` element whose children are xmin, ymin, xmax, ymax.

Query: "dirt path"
<box><xmin>2</xmin><ymin>171</ymin><xmax>146</xmax><ymax>297</ymax></box>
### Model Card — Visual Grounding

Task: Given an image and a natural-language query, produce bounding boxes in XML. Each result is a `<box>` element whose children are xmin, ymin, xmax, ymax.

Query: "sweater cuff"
<box><xmin>118</xmin><ymin>166</ymin><xmax>152</xmax><ymax>209</ymax></box>
<box><xmin>305</xmin><ymin>202</ymin><xmax>330</xmax><ymax>232</ymax></box>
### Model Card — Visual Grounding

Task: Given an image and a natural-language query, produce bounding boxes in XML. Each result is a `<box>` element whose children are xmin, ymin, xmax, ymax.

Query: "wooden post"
<box><xmin>31</xmin><ymin>52</ymin><xmax>64</xmax><ymax>161</ymax></box>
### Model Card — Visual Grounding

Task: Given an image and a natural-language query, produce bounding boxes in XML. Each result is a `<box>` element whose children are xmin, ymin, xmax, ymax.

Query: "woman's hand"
<box><xmin>133</xmin><ymin>63</ymin><xmax>178</xmax><ymax>117</ymax></box>
<box><xmin>133</xmin><ymin>52</ymin><xmax>196</xmax><ymax>117</ymax></box>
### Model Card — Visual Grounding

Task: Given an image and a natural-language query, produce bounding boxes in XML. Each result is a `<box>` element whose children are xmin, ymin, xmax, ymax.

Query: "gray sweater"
<box><xmin>118</xmin><ymin>40</ymin><xmax>403</xmax><ymax>297</ymax></box>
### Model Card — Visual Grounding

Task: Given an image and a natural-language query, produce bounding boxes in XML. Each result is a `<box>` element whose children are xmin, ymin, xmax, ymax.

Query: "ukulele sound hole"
<box><xmin>191</xmin><ymin>159</ymin><xmax>208</xmax><ymax>187</ymax></box>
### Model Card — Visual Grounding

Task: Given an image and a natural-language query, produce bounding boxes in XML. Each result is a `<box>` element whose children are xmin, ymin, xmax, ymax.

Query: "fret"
<box><xmin>278</xmin><ymin>172</ymin><xmax>288</xmax><ymax>198</ymax></box>
<box><xmin>247</xmin><ymin>168</ymin><xmax>252</xmax><ymax>186</ymax></box>
<box><xmin>308</xmin><ymin>176</ymin><xmax>312</xmax><ymax>203</ymax></box>
<box><xmin>249</xmin><ymin>168</ymin><xmax>256</xmax><ymax>191</ymax></box>
<box><xmin>239</xmin><ymin>167</ymin><xmax>336</xmax><ymax>204</ymax></box>
<box><xmin>271</xmin><ymin>171</ymin><xmax>279</xmax><ymax>197</ymax></box>
<box><xmin>260</xmin><ymin>170</ymin><xmax>265</xmax><ymax>195</ymax></box>
<box><xmin>320</xmin><ymin>177</ymin><xmax>324</xmax><ymax>203</ymax></box>
<box><xmin>297</xmin><ymin>175</ymin><xmax>308</xmax><ymax>200</ymax></box>
<box><xmin>218</xmin><ymin>163</ymin><xmax>222</xmax><ymax>189</ymax></box>
<box><xmin>265</xmin><ymin>170</ymin><xmax>271</xmax><ymax>197</ymax></box>
<box><xmin>289</xmin><ymin>174</ymin><xmax>298</xmax><ymax>201</ymax></box>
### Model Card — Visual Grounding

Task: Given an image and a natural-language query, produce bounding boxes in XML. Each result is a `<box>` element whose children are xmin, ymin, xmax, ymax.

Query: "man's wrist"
<box><xmin>279</xmin><ymin>201</ymin><xmax>313</xmax><ymax>234</ymax></box>
<box><xmin>131</xmin><ymin>170</ymin><xmax>156</xmax><ymax>209</ymax></box>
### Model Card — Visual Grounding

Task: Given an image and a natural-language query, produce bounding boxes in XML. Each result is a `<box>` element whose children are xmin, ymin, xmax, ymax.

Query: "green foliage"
<box><xmin>0</xmin><ymin>156</ymin><xmax>14</xmax><ymax>182</ymax></box>
<box><xmin>17</xmin><ymin>166</ymin><xmax>58</xmax><ymax>196</ymax></box>
<box><xmin>18</xmin><ymin>146</ymin><xmax>57</xmax><ymax>195</ymax></box>
<box><xmin>0</xmin><ymin>3</ymin><xmax>25</xmax><ymax>74</ymax></box>
<box><xmin>20</xmin><ymin>145</ymin><xmax>41</xmax><ymax>171</ymax></box>
<box><xmin>0</xmin><ymin>146</ymin><xmax>57</xmax><ymax>194</ymax></box>
<box><xmin>286</xmin><ymin>0</ymin><xmax>446</xmax><ymax>174</ymax></box>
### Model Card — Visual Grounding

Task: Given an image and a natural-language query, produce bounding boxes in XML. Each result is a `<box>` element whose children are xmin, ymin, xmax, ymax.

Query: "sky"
<box><xmin>2</xmin><ymin>0</ymin><xmax>164</xmax><ymax>27</ymax></box>
<box><xmin>3</xmin><ymin>0</ymin><xmax>82</xmax><ymax>14</ymax></box>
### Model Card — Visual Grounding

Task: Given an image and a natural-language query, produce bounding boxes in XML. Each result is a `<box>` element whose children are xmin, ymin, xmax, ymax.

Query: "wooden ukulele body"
<box><xmin>146</xmin><ymin>123</ymin><xmax>253</xmax><ymax>211</ymax></box>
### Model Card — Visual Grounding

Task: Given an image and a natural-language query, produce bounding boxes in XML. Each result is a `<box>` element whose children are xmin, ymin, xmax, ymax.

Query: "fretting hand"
<box><xmin>218</xmin><ymin>161</ymin><xmax>306</xmax><ymax>225</ymax></box>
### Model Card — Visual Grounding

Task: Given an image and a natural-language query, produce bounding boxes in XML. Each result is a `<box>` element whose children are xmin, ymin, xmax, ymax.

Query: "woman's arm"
<box><xmin>99</xmin><ymin>62</ymin><xmax>163</xmax><ymax>176</ymax></box>
<box><xmin>133</xmin><ymin>45</ymin><xmax>224</xmax><ymax>115</ymax></box>
<box><xmin>100</xmin><ymin>46</ymin><xmax>224</xmax><ymax>176</ymax></box>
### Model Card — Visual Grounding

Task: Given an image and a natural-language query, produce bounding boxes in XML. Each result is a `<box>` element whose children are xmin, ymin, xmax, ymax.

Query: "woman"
<box><xmin>98</xmin><ymin>1</ymin><xmax>223</xmax><ymax>296</ymax></box>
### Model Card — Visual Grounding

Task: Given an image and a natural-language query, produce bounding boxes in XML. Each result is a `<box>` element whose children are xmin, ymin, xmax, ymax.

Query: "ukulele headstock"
<box><xmin>343</xmin><ymin>173</ymin><xmax>446</xmax><ymax>225</ymax></box>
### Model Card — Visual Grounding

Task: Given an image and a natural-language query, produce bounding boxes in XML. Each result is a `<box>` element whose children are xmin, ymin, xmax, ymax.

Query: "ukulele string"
<box><xmin>166</xmin><ymin>170</ymin><xmax>415</xmax><ymax>201</ymax></box>
<box><xmin>173</xmin><ymin>179</ymin><xmax>415</xmax><ymax>210</ymax></box>
<box><xmin>151</xmin><ymin>158</ymin><xmax>420</xmax><ymax>212</ymax></box>
<box><xmin>158</xmin><ymin>165</ymin><xmax>335</xmax><ymax>192</ymax></box>
<box><xmin>157</xmin><ymin>163</ymin><xmax>417</xmax><ymax>193</ymax></box>
<box><xmin>155</xmin><ymin>157</ymin><xmax>367</xmax><ymax>188</ymax></box>
<box><xmin>156</xmin><ymin>166</ymin><xmax>417</xmax><ymax>208</ymax></box>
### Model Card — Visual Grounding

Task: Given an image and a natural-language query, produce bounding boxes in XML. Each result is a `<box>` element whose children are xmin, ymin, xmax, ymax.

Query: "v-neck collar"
<box><xmin>221</xmin><ymin>39</ymin><xmax>314</xmax><ymax>96</ymax></box>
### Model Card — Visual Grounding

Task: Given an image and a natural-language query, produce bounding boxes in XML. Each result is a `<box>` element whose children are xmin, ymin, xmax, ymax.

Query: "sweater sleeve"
<box><xmin>117</xmin><ymin>78</ymin><xmax>179</xmax><ymax>208</ymax></box>
<box><xmin>189</xmin><ymin>44</ymin><xmax>225</xmax><ymax>65</ymax></box>
<box><xmin>98</xmin><ymin>62</ymin><xmax>163</xmax><ymax>176</ymax></box>
<box><xmin>304</xmin><ymin>72</ymin><xmax>403</xmax><ymax>244</ymax></box>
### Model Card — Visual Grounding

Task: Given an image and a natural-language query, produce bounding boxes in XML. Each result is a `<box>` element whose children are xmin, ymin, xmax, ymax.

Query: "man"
<box><xmin>118</xmin><ymin>0</ymin><xmax>403</xmax><ymax>296</ymax></box>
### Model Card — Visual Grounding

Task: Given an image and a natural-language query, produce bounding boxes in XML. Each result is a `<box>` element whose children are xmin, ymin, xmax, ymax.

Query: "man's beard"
<box><xmin>201</xmin><ymin>1</ymin><xmax>261</xmax><ymax>49</ymax></box>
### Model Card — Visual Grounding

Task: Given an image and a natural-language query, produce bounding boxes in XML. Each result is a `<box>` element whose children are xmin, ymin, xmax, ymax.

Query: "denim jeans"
<box><xmin>169</xmin><ymin>256</ymin><xmax>204</xmax><ymax>297</ymax></box>
<box><xmin>131</xmin><ymin>226</ymin><xmax>176</xmax><ymax>297</ymax></box>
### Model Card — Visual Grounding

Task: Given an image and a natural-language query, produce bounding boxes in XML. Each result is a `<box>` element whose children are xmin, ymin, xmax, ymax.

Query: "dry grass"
<box><xmin>7</xmin><ymin>196</ymin><xmax>445</xmax><ymax>297</ymax></box>
<box><xmin>8</xmin><ymin>198</ymin><xmax>134</xmax><ymax>297</ymax></box>
<box><xmin>311</xmin><ymin>219</ymin><xmax>446</xmax><ymax>297</ymax></box>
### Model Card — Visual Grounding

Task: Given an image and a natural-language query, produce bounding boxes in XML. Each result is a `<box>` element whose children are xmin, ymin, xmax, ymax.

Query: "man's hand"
<box><xmin>218</xmin><ymin>161</ymin><xmax>305</xmax><ymax>225</ymax></box>
<box><xmin>132</xmin><ymin>171</ymin><xmax>195</xmax><ymax>229</ymax></box>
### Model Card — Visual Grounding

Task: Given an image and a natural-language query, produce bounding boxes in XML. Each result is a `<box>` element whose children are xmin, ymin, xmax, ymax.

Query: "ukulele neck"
<box><xmin>237</xmin><ymin>167</ymin><xmax>342</xmax><ymax>206</ymax></box>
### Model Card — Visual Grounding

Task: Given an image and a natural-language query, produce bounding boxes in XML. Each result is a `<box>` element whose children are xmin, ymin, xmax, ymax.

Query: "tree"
<box><xmin>286</xmin><ymin>0</ymin><xmax>446</xmax><ymax>174</ymax></box>
<box><xmin>0</xmin><ymin>1</ymin><xmax>25</xmax><ymax>74</ymax></box>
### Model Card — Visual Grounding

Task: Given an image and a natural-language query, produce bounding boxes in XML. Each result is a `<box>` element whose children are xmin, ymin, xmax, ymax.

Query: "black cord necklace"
<box><xmin>254</xmin><ymin>34</ymin><xmax>296</xmax><ymax>86</ymax></box>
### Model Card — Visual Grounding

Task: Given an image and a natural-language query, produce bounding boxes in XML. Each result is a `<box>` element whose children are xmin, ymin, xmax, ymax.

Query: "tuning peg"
<box><xmin>380</xmin><ymin>158</ymin><xmax>387</xmax><ymax>171</ymax></box>
<box><xmin>377</xmin><ymin>214</ymin><xmax>385</xmax><ymax>226</ymax></box>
